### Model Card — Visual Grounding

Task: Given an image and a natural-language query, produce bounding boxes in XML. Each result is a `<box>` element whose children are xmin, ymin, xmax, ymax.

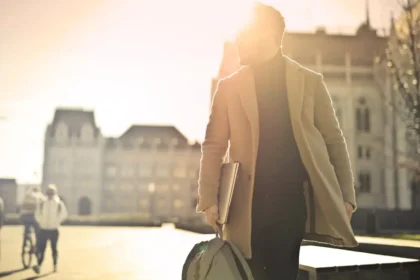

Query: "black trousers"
<box><xmin>247</xmin><ymin>191</ymin><xmax>307</xmax><ymax>280</ymax></box>
<box><xmin>37</xmin><ymin>229</ymin><xmax>59</xmax><ymax>266</ymax></box>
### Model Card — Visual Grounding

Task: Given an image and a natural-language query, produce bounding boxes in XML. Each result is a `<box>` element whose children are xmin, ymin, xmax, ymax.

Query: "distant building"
<box><xmin>42</xmin><ymin>108</ymin><xmax>104</xmax><ymax>215</ymax></box>
<box><xmin>211</xmin><ymin>16</ymin><xmax>411</xmax><ymax>209</ymax></box>
<box><xmin>0</xmin><ymin>178</ymin><xmax>18</xmax><ymax>214</ymax></box>
<box><xmin>102</xmin><ymin>125</ymin><xmax>201</xmax><ymax>222</ymax></box>
<box><xmin>42</xmin><ymin>108</ymin><xmax>202</xmax><ymax>221</ymax></box>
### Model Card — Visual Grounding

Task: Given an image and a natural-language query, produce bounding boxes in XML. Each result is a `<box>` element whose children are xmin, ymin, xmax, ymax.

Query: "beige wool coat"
<box><xmin>197</xmin><ymin>56</ymin><xmax>358</xmax><ymax>259</ymax></box>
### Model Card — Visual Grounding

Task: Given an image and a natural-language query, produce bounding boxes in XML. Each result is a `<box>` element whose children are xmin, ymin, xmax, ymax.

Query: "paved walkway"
<box><xmin>0</xmin><ymin>225</ymin><xmax>211</xmax><ymax>280</ymax></box>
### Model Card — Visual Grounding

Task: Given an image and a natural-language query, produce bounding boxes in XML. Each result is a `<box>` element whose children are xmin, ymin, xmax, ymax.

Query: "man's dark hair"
<box><xmin>253</xmin><ymin>2</ymin><xmax>286</xmax><ymax>46</ymax></box>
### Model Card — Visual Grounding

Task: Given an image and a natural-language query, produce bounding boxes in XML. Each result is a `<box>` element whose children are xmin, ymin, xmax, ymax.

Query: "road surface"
<box><xmin>0</xmin><ymin>224</ymin><xmax>211</xmax><ymax>280</ymax></box>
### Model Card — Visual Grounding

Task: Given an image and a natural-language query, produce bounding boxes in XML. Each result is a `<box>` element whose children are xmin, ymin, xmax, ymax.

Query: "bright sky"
<box><xmin>0</xmin><ymin>0</ymin><xmax>400</xmax><ymax>183</ymax></box>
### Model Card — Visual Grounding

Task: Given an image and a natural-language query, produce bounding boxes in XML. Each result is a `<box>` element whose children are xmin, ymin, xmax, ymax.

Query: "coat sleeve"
<box><xmin>196</xmin><ymin>80</ymin><xmax>230</xmax><ymax>213</ymax></box>
<box><xmin>314</xmin><ymin>75</ymin><xmax>357</xmax><ymax>211</ymax></box>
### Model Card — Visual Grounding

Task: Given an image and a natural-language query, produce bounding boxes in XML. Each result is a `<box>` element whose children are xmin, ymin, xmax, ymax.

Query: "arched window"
<box><xmin>356</xmin><ymin>97</ymin><xmax>370</xmax><ymax>132</ymax></box>
<box><xmin>55</xmin><ymin>122</ymin><xmax>68</xmax><ymax>142</ymax></box>
<box><xmin>81</xmin><ymin>123</ymin><xmax>94</xmax><ymax>142</ymax></box>
<box><xmin>78</xmin><ymin>196</ymin><xmax>92</xmax><ymax>215</ymax></box>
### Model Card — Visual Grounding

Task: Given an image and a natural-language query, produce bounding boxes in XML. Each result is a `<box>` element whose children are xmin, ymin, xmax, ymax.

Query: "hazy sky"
<box><xmin>0</xmin><ymin>0</ymin><xmax>400</xmax><ymax>183</ymax></box>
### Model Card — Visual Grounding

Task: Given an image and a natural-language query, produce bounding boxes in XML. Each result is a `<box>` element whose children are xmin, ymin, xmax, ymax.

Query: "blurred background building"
<box><xmin>102</xmin><ymin>125</ymin><xmax>201</xmax><ymax>222</ymax></box>
<box><xmin>42</xmin><ymin>108</ymin><xmax>105</xmax><ymax>216</ymax></box>
<box><xmin>42</xmin><ymin>108</ymin><xmax>202</xmax><ymax>222</ymax></box>
<box><xmin>211</xmin><ymin>13</ymin><xmax>413</xmax><ymax>210</ymax></box>
<box><xmin>0</xmin><ymin>178</ymin><xmax>17</xmax><ymax>214</ymax></box>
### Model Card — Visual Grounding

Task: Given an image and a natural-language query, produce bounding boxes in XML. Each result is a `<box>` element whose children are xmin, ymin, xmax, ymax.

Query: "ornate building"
<box><xmin>42</xmin><ymin>109</ymin><xmax>202</xmax><ymax>221</ymax></box>
<box><xmin>210</xmin><ymin>18</ymin><xmax>412</xmax><ymax>209</ymax></box>
<box><xmin>0</xmin><ymin>178</ymin><xmax>17</xmax><ymax>214</ymax></box>
<box><xmin>42</xmin><ymin>109</ymin><xmax>104</xmax><ymax>215</ymax></box>
<box><xmin>102</xmin><ymin>125</ymin><xmax>201</xmax><ymax>222</ymax></box>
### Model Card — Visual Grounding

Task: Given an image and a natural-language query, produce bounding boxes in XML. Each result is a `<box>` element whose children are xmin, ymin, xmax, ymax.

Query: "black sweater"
<box><xmin>252</xmin><ymin>51</ymin><xmax>308</xmax><ymax>196</ymax></box>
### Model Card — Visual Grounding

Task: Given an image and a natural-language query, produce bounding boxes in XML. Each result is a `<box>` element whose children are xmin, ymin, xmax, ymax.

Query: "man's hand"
<box><xmin>204</xmin><ymin>205</ymin><xmax>219</xmax><ymax>232</ymax></box>
<box><xmin>344</xmin><ymin>202</ymin><xmax>353</xmax><ymax>221</ymax></box>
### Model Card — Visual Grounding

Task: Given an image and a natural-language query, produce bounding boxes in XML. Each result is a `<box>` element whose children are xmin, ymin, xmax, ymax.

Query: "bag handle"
<box><xmin>215</xmin><ymin>224</ymin><xmax>254</xmax><ymax>280</ymax></box>
<box><xmin>226</xmin><ymin>241</ymin><xmax>254</xmax><ymax>280</ymax></box>
<box><xmin>215</xmin><ymin>223</ymin><xmax>223</xmax><ymax>239</ymax></box>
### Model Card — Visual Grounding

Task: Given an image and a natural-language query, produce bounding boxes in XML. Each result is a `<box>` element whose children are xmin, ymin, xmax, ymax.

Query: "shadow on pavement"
<box><xmin>0</xmin><ymin>268</ymin><xmax>26</xmax><ymax>278</ymax></box>
<box><xmin>22</xmin><ymin>272</ymin><xmax>53</xmax><ymax>280</ymax></box>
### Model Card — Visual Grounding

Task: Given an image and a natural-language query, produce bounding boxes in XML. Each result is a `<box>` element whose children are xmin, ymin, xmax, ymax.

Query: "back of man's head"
<box><xmin>252</xmin><ymin>2</ymin><xmax>286</xmax><ymax>46</ymax></box>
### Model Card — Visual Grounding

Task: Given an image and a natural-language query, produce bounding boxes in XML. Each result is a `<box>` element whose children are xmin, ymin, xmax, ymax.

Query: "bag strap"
<box><xmin>226</xmin><ymin>241</ymin><xmax>254</xmax><ymax>280</ymax></box>
<box><xmin>215</xmin><ymin>224</ymin><xmax>254</xmax><ymax>280</ymax></box>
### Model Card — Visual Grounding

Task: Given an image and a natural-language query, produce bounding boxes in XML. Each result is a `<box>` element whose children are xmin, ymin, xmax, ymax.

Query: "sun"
<box><xmin>214</xmin><ymin>0</ymin><xmax>256</xmax><ymax>42</ymax></box>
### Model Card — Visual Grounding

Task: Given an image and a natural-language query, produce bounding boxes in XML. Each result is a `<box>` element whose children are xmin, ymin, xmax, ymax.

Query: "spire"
<box><xmin>390</xmin><ymin>11</ymin><xmax>395</xmax><ymax>36</ymax></box>
<box><xmin>366</xmin><ymin>0</ymin><xmax>371</xmax><ymax>27</ymax></box>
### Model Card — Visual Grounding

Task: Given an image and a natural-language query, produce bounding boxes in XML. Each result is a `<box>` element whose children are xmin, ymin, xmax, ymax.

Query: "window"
<box><xmin>356</xmin><ymin>97</ymin><xmax>370</xmax><ymax>132</ymax></box>
<box><xmin>121</xmin><ymin>165</ymin><xmax>135</xmax><ymax>178</ymax></box>
<box><xmin>170</xmin><ymin>138</ymin><xmax>178</xmax><ymax>146</ymax></box>
<box><xmin>158</xmin><ymin>199</ymin><xmax>167</xmax><ymax>208</ymax></box>
<box><xmin>81</xmin><ymin>123</ymin><xmax>94</xmax><ymax>142</ymax></box>
<box><xmin>189</xmin><ymin>169</ymin><xmax>199</xmax><ymax>179</ymax></box>
<box><xmin>105</xmin><ymin>165</ymin><xmax>117</xmax><ymax>177</ymax></box>
<box><xmin>148</xmin><ymin>182</ymin><xmax>156</xmax><ymax>193</ymax></box>
<box><xmin>173</xmin><ymin>166</ymin><xmax>187</xmax><ymax>178</ymax></box>
<box><xmin>172</xmin><ymin>184</ymin><xmax>180</xmax><ymax>191</ymax></box>
<box><xmin>366</xmin><ymin>147</ymin><xmax>371</xmax><ymax>159</ymax></box>
<box><xmin>358</xmin><ymin>146</ymin><xmax>371</xmax><ymax>160</ymax></box>
<box><xmin>173</xmin><ymin>199</ymin><xmax>184</xmax><ymax>209</ymax></box>
<box><xmin>138</xmin><ymin>184</ymin><xmax>148</xmax><ymax>192</ymax></box>
<box><xmin>157</xmin><ymin>184</ymin><xmax>169</xmax><ymax>192</ymax></box>
<box><xmin>55</xmin><ymin>122</ymin><xmax>68</xmax><ymax>142</ymax></box>
<box><xmin>139</xmin><ymin>165</ymin><xmax>153</xmax><ymax>177</ymax></box>
<box><xmin>156</xmin><ymin>165</ymin><xmax>170</xmax><ymax>177</ymax></box>
<box><xmin>138</xmin><ymin>199</ymin><xmax>149</xmax><ymax>209</ymax></box>
<box><xmin>121</xmin><ymin>184</ymin><xmax>134</xmax><ymax>191</ymax></box>
<box><xmin>358</xmin><ymin>146</ymin><xmax>363</xmax><ymax>159</ymax></box>
<box><xmin>358</xmin><ymin>172</ymin><xmax>371</xmax><ymax>193</ymax></box>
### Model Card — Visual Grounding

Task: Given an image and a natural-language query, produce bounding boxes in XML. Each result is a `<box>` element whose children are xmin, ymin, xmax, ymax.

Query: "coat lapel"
<box><xmin>238</xmin><ymin>67</ymin><xmax>259</xmax><ymax>169</ymax></box>
<box><xmin>285</xmin><ymin>57</ymin><xmax>304</xmax><ymax>127</ymax></box>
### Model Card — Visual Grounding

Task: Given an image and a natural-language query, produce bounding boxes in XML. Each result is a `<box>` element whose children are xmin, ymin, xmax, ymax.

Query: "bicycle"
<box><xmin>21</xmin><ymin>227</ymin><xmax>36</xmax><ymax>269</ymax></box>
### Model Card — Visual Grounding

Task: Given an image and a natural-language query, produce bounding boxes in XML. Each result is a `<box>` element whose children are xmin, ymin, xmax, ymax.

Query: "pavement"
<box><xmin>0</xmin><ymin>224</ymin><xmax>211</xmax><ymax>280</ymax></box>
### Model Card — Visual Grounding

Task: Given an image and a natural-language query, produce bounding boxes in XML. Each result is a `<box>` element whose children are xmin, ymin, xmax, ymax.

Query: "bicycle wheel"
<box><xmin>21</xmin><ymin>235</ymin><xmax>33</xmax><ymax>269</ymax></box>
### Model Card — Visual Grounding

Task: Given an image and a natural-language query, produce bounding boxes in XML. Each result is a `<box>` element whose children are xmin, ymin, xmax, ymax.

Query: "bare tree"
<box><xmin>386</xmin><ymin>0</ymin><xmax>420</xmax><ymax>151</ymax></box>
<box><xmin>384</xmin><ymin>0</ymin><xmax>420</xmax><ymax>208</ymax></box>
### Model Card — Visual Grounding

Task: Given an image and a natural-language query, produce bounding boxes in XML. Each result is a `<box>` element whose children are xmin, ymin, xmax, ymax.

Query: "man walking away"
<box><xmin>197</xmin><ymin>2</ymin><xmax>357</xmax><ymax>279</ymax></box>
<box><xmin>33</xmin><ymin>184</ymin><xmax>68</xmax><ymax>274</ymax></box>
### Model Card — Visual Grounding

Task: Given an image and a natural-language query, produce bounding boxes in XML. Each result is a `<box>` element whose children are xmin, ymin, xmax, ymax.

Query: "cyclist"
<box><xmin>20</xmin><ymin>186</ymin><xmax>45</xmax><ymax>249</ymax></box>
<box><xmin>33</xmin><ymin>184</ymin><xmax>67</xmax><ymax>274</ymax></box>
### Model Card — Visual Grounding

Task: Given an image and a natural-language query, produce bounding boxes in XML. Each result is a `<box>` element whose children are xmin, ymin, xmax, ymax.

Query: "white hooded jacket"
<box><xmin>36</xmin><ymin>196</ymin><xmax>68</xmax><ymax>230</ymax></box>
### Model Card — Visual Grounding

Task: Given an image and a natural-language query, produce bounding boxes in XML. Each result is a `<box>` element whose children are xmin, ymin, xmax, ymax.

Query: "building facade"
<box><xmin>211</xmin><ymin>20</ymin><xmax>412</xmax><ymax>210</ymax></box>
<box><xmin>102</xmin><ymin>125</ymin><xmax>201</xmax><ymax>222</ymax></box>
<box><xmin>42</xmin><ymin>109</ymin><xmax>202</xmax><ymax>221</ymax></box>
<box><xmin>42</xmin><ymin>109</ymin><xmax>104</xmax><ymax>216</ymax></box>
<box><xmin>0</xmin><ymin>178</ymin><xmax>18</xmax><ymax>214</ymax></box>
